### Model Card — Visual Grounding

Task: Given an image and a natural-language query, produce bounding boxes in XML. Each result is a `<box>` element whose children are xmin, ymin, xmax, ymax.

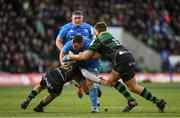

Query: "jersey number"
<box><xmin>112</xmin><ymin>38</ymin><xmax>120</xmax><ymax>46</ymax></box>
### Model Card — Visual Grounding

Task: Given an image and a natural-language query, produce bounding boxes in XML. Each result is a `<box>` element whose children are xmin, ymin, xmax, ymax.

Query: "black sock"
<box><xmin>38</xmin><ymin>100</ymin><xmax>47</xmax><ymax>108</ymax></box>
<box><xmin>114</xmin><ymin>82</ymin><xmax>135</xmax><ymax>102</ymax></box>
<box><xmin>140</xmin><ymin>88</ymin><xmax>159</xmax><ymax>104</ymax></box>
<box><xmin>27</xmin><ymin>90</ymin><xmax>38</xmax><ymax>101</ymax></box>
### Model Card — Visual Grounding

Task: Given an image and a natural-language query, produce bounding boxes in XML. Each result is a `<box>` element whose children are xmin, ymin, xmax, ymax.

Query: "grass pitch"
<box><xmin>0</xmin><ymin>83</ymin><xmax>180</xmax><ymax>117</ymax></box>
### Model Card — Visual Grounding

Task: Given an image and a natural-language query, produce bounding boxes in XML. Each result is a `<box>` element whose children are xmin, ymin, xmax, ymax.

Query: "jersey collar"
<box><xmin>98</xmin><ymin>31</ymin><xmax>108</xmax><ymax>37</ymax></box>
<box><xmin>71</xmin><ymin>22</ymin><xmax>84</xmax><ymax>28</ymax></box>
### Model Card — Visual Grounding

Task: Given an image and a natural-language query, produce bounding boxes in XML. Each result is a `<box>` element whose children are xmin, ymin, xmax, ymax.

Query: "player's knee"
<box><xmin>86</xmin><ymin>81</ymin><xmax>94</xmax><ymax>89</ymax></box>
<box><xmin>50</xmin><ymin>93</ymin><xmax>59</xmax><ymax>98</ymax></box>
<box><xmin>104</xmin><ymin>80</ymin><xmax>115</xmax><ymax>87</ymax></box>
<box><xmin>127</xmin><ymin>84</ymin><xmax>138</xmax><ymax>93</ymax></box>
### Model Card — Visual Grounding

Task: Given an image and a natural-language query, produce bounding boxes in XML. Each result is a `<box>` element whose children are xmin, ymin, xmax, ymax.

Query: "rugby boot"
<box><xmin>20</xmin><ymin>98</ymin><xmax>31</xmax><ymax>110</ymax></box>
<box><xmin>33</xmin><ymin>105</ymin><xmax>44</xmax><ymax>112</ymax></box>
<box><xmin>122</xmin><ymin>100</ymin><xmax>138</xmax><ymax>112</ymax></box>
<box><xmin>91</xmin><ymin>107</ymin><xmax>99</xmax><ymax>113</ymax></box>
<box><xmin>156</xmin><ymin>99</ymin><xmax>166</xmax><ymax>113</ymax></box>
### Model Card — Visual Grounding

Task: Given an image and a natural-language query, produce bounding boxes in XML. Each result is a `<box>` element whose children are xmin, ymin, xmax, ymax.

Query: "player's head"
<box><xmin>72</xmin><ymin>35</ymin><xmax>84</xmax><ymax>50</ymax></box>
<box><xmin>71</xmin><ymin>10</ymin><xmax>84</xmax><ymax>27</ymax></box>
<box><xmin>94</xmin><ymin>22</ymin><xmax>107</xmax><ymax>35</ymax></box>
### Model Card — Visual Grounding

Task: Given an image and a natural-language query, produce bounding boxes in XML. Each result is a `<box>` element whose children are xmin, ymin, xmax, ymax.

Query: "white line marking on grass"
<box><xmin>99</xmin><ymin>106</ymin><xmax>180</xmax><ymax>110</ymax></box>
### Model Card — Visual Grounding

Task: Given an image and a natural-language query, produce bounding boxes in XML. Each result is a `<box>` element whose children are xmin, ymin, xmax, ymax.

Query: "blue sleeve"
<box><xmin>62</xmin><ymin>41</ymin><xmax>72</xmax><ymax>55</ymax></box>
<box><xmin>84</xmin><ymin>39</ymin><xmax>92</xmax><ymax>47</ymax></box>
<box><xmin>85</xmin><ymin>23</ymin><xmax>94</xmax><ymax>39</ymax></box>
<box><xmin>89</xmin><ymin>26</ymin><xmax>94</xmax><ymax>39</ymax></box>
<box><xmin>57</xmin><ymin>26</ymin><xmax>68</xmax><ymax>41</ymax></box>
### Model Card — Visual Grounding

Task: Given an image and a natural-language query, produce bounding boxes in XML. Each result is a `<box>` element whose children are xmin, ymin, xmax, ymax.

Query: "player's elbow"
<box><xmin>56</xmin><ymin>38</ymin><xmax>62</xmax><ymax>50</ymax></box>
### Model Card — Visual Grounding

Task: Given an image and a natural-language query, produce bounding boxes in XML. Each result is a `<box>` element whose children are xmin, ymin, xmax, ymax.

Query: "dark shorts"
<box><xmin>114</xmin><ymin>53</ymin><xmax>136</xmax><ymax>82</ymax></box>
<box><xmin>40</xmin><ymin>68</ymin><xmax>64</xmax><ymax>95</ymax></box>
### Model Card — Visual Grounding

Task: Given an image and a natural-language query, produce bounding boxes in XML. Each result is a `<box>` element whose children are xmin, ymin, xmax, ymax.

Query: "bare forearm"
<box><xmin>69</xmin><ymin>50</ymin><xmax>94</xmax><ymax>60</ymax></box>
<box><xmin>56</xmin><ymin>38</ymin><xmax>63</xmax><ymax>51</ymax></box>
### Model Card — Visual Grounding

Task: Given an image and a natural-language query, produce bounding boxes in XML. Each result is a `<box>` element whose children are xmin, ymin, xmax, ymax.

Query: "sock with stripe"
<box><xmin>26</xmin><ymin>90</ymin><xmax>38</xmax><ymax>102</ymax></box>
<box><xmin>114</xmin><ymin>82</ymin><xmax>135</xmax><ymax>102</ymax></box>
<box><xmin>140</xmin><ymin>88</ymin><xmax>159</xmax><ymax>104</ymax></box>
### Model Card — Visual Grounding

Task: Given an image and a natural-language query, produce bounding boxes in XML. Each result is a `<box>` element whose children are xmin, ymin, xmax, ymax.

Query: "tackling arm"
<box><xmin>80</xmin><ymin>68</ymin><xmax>113</xmax><ymax>87</ymax></box>
<box><xmin>69</xmin><ymin>50</ymin><xmax>94</xmax><ymax>60</ymax></box>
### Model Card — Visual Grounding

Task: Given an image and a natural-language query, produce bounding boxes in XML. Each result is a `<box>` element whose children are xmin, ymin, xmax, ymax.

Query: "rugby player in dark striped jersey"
<box><xmin>68</xmin><ymin>22</ymin><xmax>166</xmax><ymax>113</ymax></box>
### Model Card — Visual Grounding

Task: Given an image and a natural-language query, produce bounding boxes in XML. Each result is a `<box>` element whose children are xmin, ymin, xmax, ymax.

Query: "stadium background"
<box><xmin>0</xmin><ymin>0</ymin><xmax>180</xmax><ymax>117</ymax></box>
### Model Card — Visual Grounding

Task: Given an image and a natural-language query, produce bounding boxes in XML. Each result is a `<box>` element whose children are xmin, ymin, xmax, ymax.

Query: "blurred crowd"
<box><xmin>0</xmin><ymin>0</ymin><xmax>179</xmax><ymax>73</ymax></box>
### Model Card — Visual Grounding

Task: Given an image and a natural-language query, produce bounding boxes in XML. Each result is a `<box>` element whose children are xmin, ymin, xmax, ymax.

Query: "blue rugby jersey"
<box><xmin>62</xmin><ymin>39</ymin><xmax>100</xmax><ymax>73</ymax></box>
<box><xmin>58</xmin><ymin>22</ymin><xmax>94</xmax><ymax>45</ymax></box>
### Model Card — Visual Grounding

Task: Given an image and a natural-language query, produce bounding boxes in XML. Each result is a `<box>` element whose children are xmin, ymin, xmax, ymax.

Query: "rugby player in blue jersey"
<box><xmin>60</xmin><ymin>35</ymin><xmax>101</xmax><ymax>112</ymax></box>
<box><xmin>56</xmin><ymin>10</ymin><xmax>101</xmax><ymax>100</ymax></box>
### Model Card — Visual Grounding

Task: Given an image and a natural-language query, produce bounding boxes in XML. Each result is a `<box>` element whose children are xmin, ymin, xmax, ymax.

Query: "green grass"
<box><xmin>0</xmin><ymin>83</ymin><xmax>180</xmax><ymax>117</ymax></box>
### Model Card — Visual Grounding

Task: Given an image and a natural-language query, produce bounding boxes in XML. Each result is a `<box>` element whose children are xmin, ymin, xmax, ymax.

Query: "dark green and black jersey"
<box><xmin>88</xmin><ymin>32</ymin><xmax>128</xmax><ymax>61</ymax></box>
<box><xmin>88</xmin><ymin>31</ymin><xmax>136</xmax><ymax>81</ymax></box>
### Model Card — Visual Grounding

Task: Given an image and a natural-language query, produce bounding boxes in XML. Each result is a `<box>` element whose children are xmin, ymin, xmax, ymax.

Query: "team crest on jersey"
<box><xmin>69</xmin><ymin>29</ymin><xmax>73</xmax><ymax>33</ymax></box>
<box><xmin>84</xmin><ymin>29</ymin><xmax>88</xmax><ymax>33</ymax></box>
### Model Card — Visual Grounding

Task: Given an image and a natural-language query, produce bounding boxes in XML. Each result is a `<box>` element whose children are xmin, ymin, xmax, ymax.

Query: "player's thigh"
<box><xmin>85</xmin><ymin>79</ymin><xmax>94</xmax><ymax>89</ymax></box>
<box><xmin>81</xmin><ymin>80</ymin><xmax>89</xmax><ymax>94</ymax></box>
<box><xmin>108</xmin><ymin>69</ymin><xmax>121</xmax><ymax>86</ymax></box>
<box><xmin>33</xmin><ymin>84</ymin><xmax>45</xmax><ymax>93</ymax></box>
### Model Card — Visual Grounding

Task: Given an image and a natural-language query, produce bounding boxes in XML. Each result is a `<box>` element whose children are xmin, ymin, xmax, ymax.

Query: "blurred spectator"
<box><xmin>174</xmin><ymin>61</ymin><xmax>180</xmax><ymax>73</ymax></box>
<box><xmin>0</xmin><ymin>0</ymin><xmax>179</xmax><ymax>73</ymax></box>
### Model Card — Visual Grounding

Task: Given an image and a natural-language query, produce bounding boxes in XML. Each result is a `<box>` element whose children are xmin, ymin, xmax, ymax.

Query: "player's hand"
<box><xmin>68</xmin><ymin>51</ymin><xmax>74</xmax><ymax>59</ymax></box>
<box><xmin>62</xmin><ymin>62</ymin><xmax>72</xmax><ymax>68</ymax></box>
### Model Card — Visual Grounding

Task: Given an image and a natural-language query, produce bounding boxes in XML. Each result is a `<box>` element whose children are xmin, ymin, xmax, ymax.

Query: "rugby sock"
<box><xmin>38</xmin><ymin>100</ymin><xmax>47</xmax><ymax>108</ymax></box>
<box><xmin>140</xmin><ymin>88</ymin><xmax>159</xmax><ymax>104</ymax></box>
<box><xmin>95</xmin><ymin>83</ymin><xmax>102</xmax><ymax>97</ymax></box>
<box><xmin>27</xmin><ymin>90</ymin><xmax>38</xmax><ymax>101</ymax></box>
<box><xmin>89</xmin><ymin>88</ymin><xmax>98</xmax><ymax>108</ymax></box>
<box><xmin>114</xmin><ymin>82</ymin><xmax>135</xmax><ymax>102</ymax></box>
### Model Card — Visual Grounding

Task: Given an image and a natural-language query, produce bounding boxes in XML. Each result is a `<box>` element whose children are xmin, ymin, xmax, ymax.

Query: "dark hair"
<box><xmin>73</xmin><ymin>35</ymin><xmax>83</xmax><ymax>43</ymax></box>
<box><xmin>72</xmin><ymin>10</ymin><xmax>83</xmax><ymax>16</ymax></box>
<box><xmin>94</xmin><ymin>22</ymin><xmax>107</xmax><ymax>33</ymax></box>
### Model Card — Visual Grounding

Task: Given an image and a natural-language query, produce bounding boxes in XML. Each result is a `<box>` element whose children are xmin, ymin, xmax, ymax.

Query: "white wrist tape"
<box><xmin>80</xmin><ymin>68</ymin><xmax>101</xmax><ymax>83</ymax></box>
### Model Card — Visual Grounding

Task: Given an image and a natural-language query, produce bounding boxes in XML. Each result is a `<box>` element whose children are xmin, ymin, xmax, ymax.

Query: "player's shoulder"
<box><xmin>84</xmin><ymin>38</ymin><xmax>92</xmax><ymax>43</ymax></box>
<box><xmin>60</xmin><ymin>22</ymin><xmax>73</xmax><ymax>30</ymax></box>
<box><xmin>84</xmin><ymin>38</ymin><xmax>92</xmax><ymax>45</ymax></box>
<box><xmin>64</xmin><ymin>40</ymin><xmax>72</xmax><ymax>47</ymax></box>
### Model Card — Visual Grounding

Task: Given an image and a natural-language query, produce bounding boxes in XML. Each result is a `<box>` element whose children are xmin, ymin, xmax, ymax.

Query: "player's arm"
<box><xmin>91</xmin><ymin>52</ymin><xmax>101</xmax><ymax>59</ymax></box>
<box><xmin>56</xmin><ymin>26</ymin><xmax>68</xmax><ymax>51</ymax></box>
<box><xmin>69</xmin><ymin>50</ymin><xmax>94</xmax><ymax>60</ymax></box>
<box><xmin>60</xmin><ymin>42</ymin><xmax>74</xmax><ymax>67</ymax></box>
<box><xmin>69</xmin><ymin>38</ymin><xmax>101</xmax><ymax>60</ymax></box>
<box><xmin>60</xmin><ymin>49</ymin><xmax>65</xmax><ymax>65</ymax></box>
<box><xmin>80</xmin><ymin>68</ymin><xmax>113</xmax><ymax>87</ymax></box>
<box><xmin>56</xmin><ymin>36</ymin><xmax>64</xmax><ymax>51</ymax></box>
